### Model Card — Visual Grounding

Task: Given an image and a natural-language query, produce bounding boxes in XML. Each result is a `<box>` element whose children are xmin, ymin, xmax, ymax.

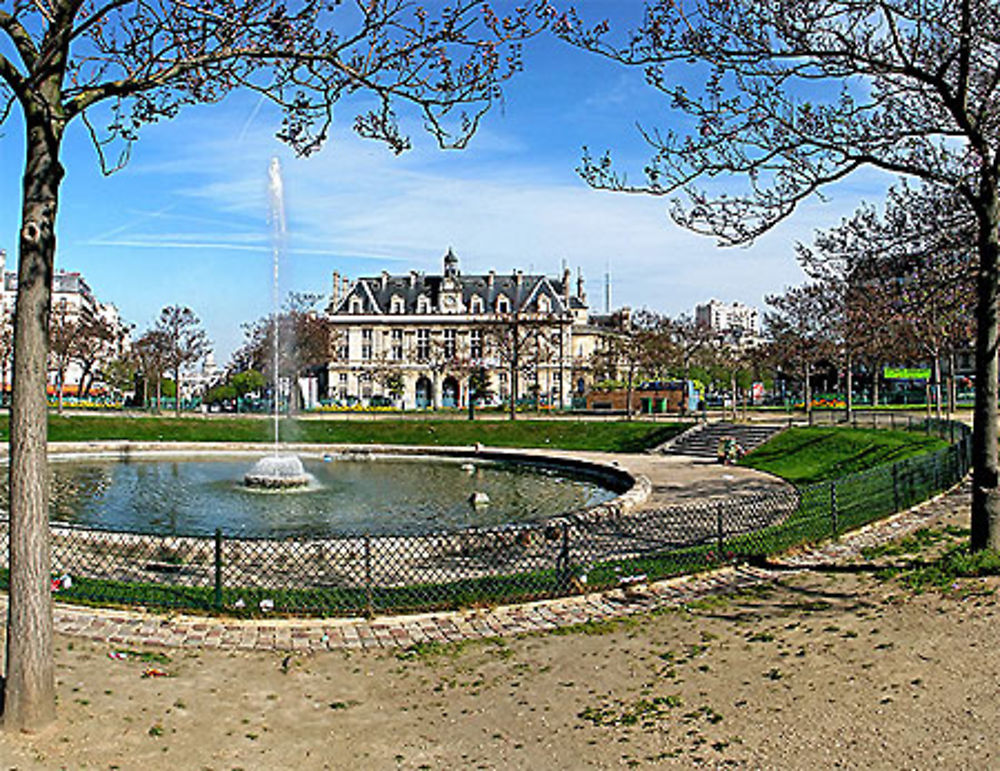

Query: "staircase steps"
<box><xmin>661</xmin><ymin>421</ymin><xmax>785</xmax><ymax>458</ymax></box>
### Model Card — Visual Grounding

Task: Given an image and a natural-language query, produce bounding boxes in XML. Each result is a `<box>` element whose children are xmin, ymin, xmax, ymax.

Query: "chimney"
<box><xmin>409</xmin><ymin>270</ymin><xmax>418</xmax><ymax>288</ymax></box>
<box><xmin>381</xmin><ymin>270</ymin><xmax>389</xmax><ymax>291</ymax></box>
<box><xmin>562</xmin><ymin>267</ymin><xmax>571</xmax><ymax>305</ymax></box>
<box><xmin>342</xmin><ymin>276</ymin><xmax>349</xmax><ymax>297</ymax></box>
<box><xmin>514</xmin><ymin>270</ymin><xmax>523</xmax><ymax>287</ymax></box>
<box><xmin>332</xmin><ymin>271</ymin><xmax>341</xmax><ymax>307</ymax></box>
<box><xmin>487</xmin><ymin>270</ymin><xmax>495</xmax><ymax>289</ymax></box>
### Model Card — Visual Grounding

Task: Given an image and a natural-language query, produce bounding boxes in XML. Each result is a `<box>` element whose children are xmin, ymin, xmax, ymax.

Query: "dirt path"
<box><xmin>1</xmin><ymin>486</ymin><xmax>996</xmax><ymax>769</ymax></box>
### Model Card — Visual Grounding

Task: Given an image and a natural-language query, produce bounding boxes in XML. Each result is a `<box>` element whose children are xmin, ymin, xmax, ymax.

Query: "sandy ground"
<box><xmin>1</xmin><ymin>504</ymin><xmax>998</xmax><ymax>769</ymax></box>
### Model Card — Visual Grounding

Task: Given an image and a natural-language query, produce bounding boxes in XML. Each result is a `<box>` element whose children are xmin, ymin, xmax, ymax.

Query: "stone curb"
<box><xmin>0</xmin><ymin>479</ymin><xmax>968</xmax><ymax>653</ymax></box>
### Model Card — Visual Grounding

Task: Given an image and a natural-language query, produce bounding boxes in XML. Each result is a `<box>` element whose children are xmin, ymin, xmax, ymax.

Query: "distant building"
<box><xmin>0</xmin><ymin>248</ymin><xmax>130</xmax><ymax>397</ymax></box>
<box><xmin>695</xmin><ymin>298</ymin><xmax>761</xmax><ymax>339</ymax></box>
<box><xmin>321</xmin><ymin>249</ymin><xmax>624</xmax><ymax>410</ymax></box>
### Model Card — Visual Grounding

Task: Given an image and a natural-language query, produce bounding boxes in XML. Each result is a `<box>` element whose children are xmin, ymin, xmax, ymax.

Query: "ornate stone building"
<box><xmin>322</xmin><ymin>250</ymin><xmax>619</xmax><ymax>410</ymax></box>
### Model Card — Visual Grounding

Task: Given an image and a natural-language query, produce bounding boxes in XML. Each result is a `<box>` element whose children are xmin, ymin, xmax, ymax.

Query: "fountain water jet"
<box><xmin>245</xmin><ymin>157</ymin><xmax>309</xmax><ymax>489</ymax></box>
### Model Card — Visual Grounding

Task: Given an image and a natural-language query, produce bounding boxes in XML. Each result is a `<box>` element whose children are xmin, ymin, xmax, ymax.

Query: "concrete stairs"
<box><xmin>660</xmin><ymin>421</ymin><xmax>785</xmax><ymax>459</ymax></box>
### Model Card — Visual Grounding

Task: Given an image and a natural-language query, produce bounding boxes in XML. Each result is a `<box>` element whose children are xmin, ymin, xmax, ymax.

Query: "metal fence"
<box><xmin>0</xmin><ymin>419</ymin><xmax>972</xmax><ymax>617</ymax></box>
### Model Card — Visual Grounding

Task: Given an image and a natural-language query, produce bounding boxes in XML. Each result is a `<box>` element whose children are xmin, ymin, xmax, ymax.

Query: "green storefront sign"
<box><xmin>883</xmin><ymin>367</ymin><xmax>931</xmax><ymax>380</ymax></box>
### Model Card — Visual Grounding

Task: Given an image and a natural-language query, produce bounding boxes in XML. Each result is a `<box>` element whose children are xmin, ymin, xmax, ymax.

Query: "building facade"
<box><xmin>322</xmin><ymin>250</ymin><xmax>619</xmax><ymax>410</ymax></box>
<box><xmin>0</xmin><ymin>249</ymin><xmax>130</xmax><ymax>397</ymax></box>
<box><xmin>694</xmin><ymin>298</ymin><xmax>761</xmax><ymax>339</ymax></box>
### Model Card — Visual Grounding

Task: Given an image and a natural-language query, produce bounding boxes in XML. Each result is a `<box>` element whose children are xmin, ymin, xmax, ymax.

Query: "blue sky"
<box><xmin>0</xmin><ymin>3</ymin><xmax>895</xmax><ymax>361</ymax></box>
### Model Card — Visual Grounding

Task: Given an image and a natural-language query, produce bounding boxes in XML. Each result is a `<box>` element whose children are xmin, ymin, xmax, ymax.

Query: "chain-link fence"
<box><xmin>0</xmin><ymin>419</ymin><xmax>972</xmax><ymax>617</ymax></box>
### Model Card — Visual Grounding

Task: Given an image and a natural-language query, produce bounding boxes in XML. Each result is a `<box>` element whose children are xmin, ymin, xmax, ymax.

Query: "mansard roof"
<box><xmin>330</xmin><ymin>269</ymin><xmax>583</xmax><ymax>316</ymax></box>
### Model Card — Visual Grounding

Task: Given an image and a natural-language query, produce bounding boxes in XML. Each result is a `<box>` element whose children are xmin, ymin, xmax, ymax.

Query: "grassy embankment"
<box><xmin>12</xmin><ymin>414</ymin><xmax>686</xmax><ymax>454</ymax></box>
<box><xmin>739</xmin><ymin>426</ymin><xmax>950</xmax><ymax>484</ymax></box>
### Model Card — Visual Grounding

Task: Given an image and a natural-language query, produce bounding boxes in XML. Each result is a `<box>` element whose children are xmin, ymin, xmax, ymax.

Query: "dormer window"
<box><xmin>469</xmin><ymin>295</ymin><xmax>484</xmax><ymax>314</ymax></box>
<box><xmin>537</xmin><ymin>295</ymin><xmax>551</xmax><ymax>313</ymax></box>
<box><xmin>496</xmin><ymin>295</ymin><xmax>510</xmax><ymax>314</ymax></box>
<box><xmin>349</xmin><ymin>297</ymin><xmax>364</xmax><ymax>314</ymax></box>
<box><xmin>390</xmin><ymin>295</ymin><xmax>405</xmax><ymax>314</ymax></box>
<box><xmin>416</xmin><ymin>295</ymin><xmax>431</xmax><ymax>314</ymax></box>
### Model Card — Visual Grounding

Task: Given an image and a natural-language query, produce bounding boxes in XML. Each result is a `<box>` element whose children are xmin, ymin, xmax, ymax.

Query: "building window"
<box><xmin>390</xmin><ymin>295</ymin><xmax>405</xmax><ymax>314</ymax></box>
<box><xmin>416</xmin><ymin>328</ymin><xmax>430</xmax><ymax>361</ymax></box>
<box><xmin>361</xmin><ymin>328</ymin><xmax>373</xmax><ymax>360</ymax></box>
<box><xmin>537</xmin><ymin>295</ymin><xmax>550</xmax><ymax>313</ymax></box>
<box><xmin>443</xmin><ymin>328</ymin><xmax>456</xmax><ymax>359</ymax></box>
<box><xmin>417</xmin><ymin>295</ymin><xmax>431</xmax><ymax>314</ymax></box>
<box><xmin>391</xmin><ymin>329</ymin><xmax>403</xmax><ymax>360</ymax></box>
<box><xmin>338</xmin><ymin>338</ymin><xmax>350</xmax><ymax>360</ymax></box>
<box><xmin>496</xmin><ymin>295</ymin><xmax>510</xmax><ymax>313</ymax></box>
<box><xmin>349</xmin><ymin>297</ymin><xmax>363</xmax><ymax>314</ymax></box>
<box><xmin>470</xmin><ymin>295</ymin><xmax>484</xmax><ymax>314</ymax></box>
<box><xmin>470</xmin><ymin>329</ymin><xmax>483</xmax><ymax>360</ymax></box>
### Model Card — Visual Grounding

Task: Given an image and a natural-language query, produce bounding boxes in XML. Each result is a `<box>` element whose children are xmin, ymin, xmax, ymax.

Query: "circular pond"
<box><xmin>42</xmin><ymin>453</ymin><xmax>619</xmax><ymax>537</ymax></box>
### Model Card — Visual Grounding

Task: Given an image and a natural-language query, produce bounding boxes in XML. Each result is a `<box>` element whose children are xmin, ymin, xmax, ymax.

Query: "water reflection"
<box><xmin>37</xmin><ymin>456</ymin><xmax>617</xmax><ymax>538</ymax></box>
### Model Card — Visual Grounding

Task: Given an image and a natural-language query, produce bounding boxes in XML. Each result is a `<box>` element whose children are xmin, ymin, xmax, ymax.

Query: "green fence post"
<box><xmin>363</xmin><ymin>533</ymin><xmax>374</xmax><ymax>616</ymax></box>
<box><xmin>716</xmin><ymin>501</ymin><xmax>725</xmax><ymax>557</ymax></box>
<box><xmin>830</xmin><ymin>480</ymin><xmax>839</xmax><ymax>537</ymax></box>
<box><xmin>213</xmin><ymin>528</ymin><xmax>223</xmax><ymax>610</ymax></box>
<box><xmin>559</xmin><ymin>524</ymin><xmax>571</xmax><ymax>588</ymax></box>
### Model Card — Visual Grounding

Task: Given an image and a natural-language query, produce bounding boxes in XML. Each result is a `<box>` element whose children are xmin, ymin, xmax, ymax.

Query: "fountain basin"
<box><xmin>243</xmin><ymin>454</ymin><xmax>310</xmax><ymax>489</ymax></box>
<box><xmin>36</xmin><ymin>445</ymin><xmax>637</xmax><ymax>538</ymax></box>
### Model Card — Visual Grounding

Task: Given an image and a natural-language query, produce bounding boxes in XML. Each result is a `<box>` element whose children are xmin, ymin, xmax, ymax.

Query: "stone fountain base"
<box><xmin>244</xmin><ymin>454</ymin><xmax>311</xmax><ymax>489</ymax></box>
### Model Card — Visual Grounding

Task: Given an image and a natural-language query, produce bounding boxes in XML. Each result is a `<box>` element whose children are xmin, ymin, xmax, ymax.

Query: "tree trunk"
<box><xmin>932</xmin><ymin>350</ymin><xmax>943</xmax><ymax>422</ymax></box>
<box><xmin>56</xmin><ymin>366</ymin><xmax>64</xmax><ymax>415</ymax></box>
<box><xmin>804</xmin><ymin>363</ymin><xmax>812</xmax><ymax>422</ymax></box>
<box><xmin>872</xmin><ymin>362</ymin><xmax>880</xmax><ymax>409</ymax></box>
<box><xmin>626</xmin><ymin>368</ymin><xmax>633</xmax><ymax>422</ymax></box>
<box><xmin>971</xmin><ymin>194</ymin><xmax>1000</xmax><ymax>551</ymax></box>
<box><xmin>845</xmin><ymin>353</ymin><xmax>853</xmax><ymax>423</ymax></box>
<box><xmin>5</xmin><ymin>109</ymin><xmax>64</xmax><ymax>732</ymax></box>
<box><xmin>78</xmin><ymin>361</ymin><xmax>93</xmax><ymax>401</ymax></box>
<box><xmin>509</xmin><ymin>329</ymin><xmax>518</xmax><ymax>421</ymax></box>
<box><xmin>174</xmin><ymin>365</ymin><xmax>181</xmax><ymax>417</ymax></box>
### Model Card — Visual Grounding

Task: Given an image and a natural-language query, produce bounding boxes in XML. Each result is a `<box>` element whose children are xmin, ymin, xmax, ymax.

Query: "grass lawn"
<box><xmin>739</xmin><ymin>426</ymin><xmax>951</xmax><ymax>485</ymax></box>
<box><xmin>12</xmin><ymin>414</ymin><xmax>686</xmax><ymax>454</ymax></box>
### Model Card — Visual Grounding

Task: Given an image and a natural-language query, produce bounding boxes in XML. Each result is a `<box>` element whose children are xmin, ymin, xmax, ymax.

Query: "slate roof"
<box><xmin>329</xmin><ymin>254</ymin><xmax>585</xmax><ymax>317</ymax></box>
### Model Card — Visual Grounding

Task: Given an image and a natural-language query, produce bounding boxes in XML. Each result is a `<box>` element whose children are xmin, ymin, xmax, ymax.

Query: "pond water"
<box><xmin>40</xmin><ymin>454</ymin><xmax>618</xmax><ymax>538</ymax></box>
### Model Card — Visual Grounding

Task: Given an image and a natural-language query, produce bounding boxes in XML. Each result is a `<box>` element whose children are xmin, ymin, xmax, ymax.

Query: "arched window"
<box><xmin>417</xmin><ymin>295</ymin><xmax>431</xmax><ymax>314</ymax></box>
<box><xmin>469</xmin><ymin>295</ymin><xmax>484</xmax><ymax>314</ymax></box>
<box><xmin>349</xmin><ymin>297</ymin><xmax>363</xmax><ymax>314</ymax></box>
<box><xmin>496</xmin><ymin>295</ymin><xmax>510</xmax><ymax>314</ymax></box>
<box><xmin>390</xmin><ymin>295</ymin><xmax>405</xmax><ymax>314</ymax></box>
<box><xmin>537</xmin><ymin>295</ymin><xmax>550</xmax><ymax>313</ymax></box>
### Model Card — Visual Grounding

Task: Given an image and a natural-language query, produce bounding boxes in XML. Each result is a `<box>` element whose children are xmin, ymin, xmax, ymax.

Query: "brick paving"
<box><xmin>0</xmin><ymin>479</ymin><xmax>970</xmax><ymax>653</ymax></box>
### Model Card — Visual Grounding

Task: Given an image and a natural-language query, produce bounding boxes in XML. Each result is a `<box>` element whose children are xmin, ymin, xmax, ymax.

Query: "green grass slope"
<box><xmin>14</xmin><ymin>415</ymin><xmax>685</xmax><ymax>454</ymax></box>
<box><xmin>740</xmin><ymin>426</ymin><xmax>950</xmax><ymax>485</ymax></box>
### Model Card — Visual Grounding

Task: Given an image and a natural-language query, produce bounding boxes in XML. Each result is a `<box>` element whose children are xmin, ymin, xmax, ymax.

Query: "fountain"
<box><xmin>244</xmin><ymin>157</ymin><xmax>309</xmax><ymax>490</ymax></box>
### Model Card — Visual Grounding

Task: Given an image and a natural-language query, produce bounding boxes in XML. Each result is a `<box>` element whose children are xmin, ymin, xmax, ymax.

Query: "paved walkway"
<box><xmin>0</xmin><ymin>479</ymin><xmax>968</xmax><ymax>652</ymax></box>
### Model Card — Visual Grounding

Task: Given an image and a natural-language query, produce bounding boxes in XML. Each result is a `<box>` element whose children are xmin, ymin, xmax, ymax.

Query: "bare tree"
<box><xmin>484</xmin><ymin>314</ymin><xmax>553</xmax><ymax>420</ymax></box>
<box><xmin>72</xmin><ymin>316</ymin><xmax>119</xmax><ymax>402</ymax></box>
<box><xmin>47</xmin><ymin>304</ymin><xmax>82</xmax><ymax>415</ymax></box>
<box><xmin>132</xmin><ymin>329</ymin><xmax>169</xmax><ymax>413</ymax></box>
<box><xmin>0</xmin><ymin>0</ymin><xmax>541</xmax><ymax>728</ymax></box>
<box><xmin>153</xmin><ymin>306</ymin><xmax>210</xmax><ymax>417</ymax></box>
<box><xmin>238</xmin><ymin>293</ymin><xmax>331</xmax><ymax>413</ymax></box>
<box><xmin>765</xmin><ymin>284</ymin><xmax>834</xmax><ymax>421</ymax></box>
<box><xmin>560</xmin><ymin>1</ymin><xmax>1000</xmax><ymax>550</ymax></box>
